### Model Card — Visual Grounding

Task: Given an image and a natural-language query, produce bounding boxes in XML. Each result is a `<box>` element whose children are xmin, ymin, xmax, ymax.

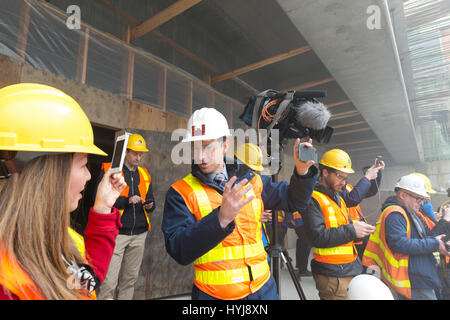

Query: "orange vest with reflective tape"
<box><xmin>362</xmin><ymin>205</ymin><xmax>411</xmax><ymax>299</ymax></box>
<box><xmin>0</xmin><ymin>229</ymin><xmax>96</xmax><ymax>300</ymax></box>
<box><xmin>345</xmin><ymin>184</ymin><xmax>367</xmax><ymax>245</ymax></box>
<box><xmin>345</xmin><ymin>184</ymin><xmax>367</xmax><ymax>223</ymax></box>
<box><xmin>171</xmin><ymin>173</ymin><xmax>269</xmax><ymax>300</ymax></box>
<box><xmin>101</xmin><ymin>162</ymin><xmax>152</xmax><ymax>231</ymax></box>
<box><xmin>312</xmin><ymin>190</ymin><xmax>358</xmax><ymax>264</ymax></box>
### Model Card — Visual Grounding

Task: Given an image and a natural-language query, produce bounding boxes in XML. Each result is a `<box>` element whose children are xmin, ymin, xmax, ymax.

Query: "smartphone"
<box><xmin>298</xmin><ymin>144</ymin><xmax>318</xmax><ymax>163</ymax></box>
<box><xmin>375</xmin><ymin>155</ymin><xmax>383</xmax><ymax>165</ymax></box>
<box><xmin>110</xmin><ymin>133</ymin><xmax>129</xmax><ymax>174</ymax></box>
<box><xmin>143</xmin><ymin>200</ymin><xmax>153</xmax><ymax>205</ymax></box>
<box><xmin>233</xmin><ymin>170</ymin><xmax>255</xmax><ymax>187</ymax></box>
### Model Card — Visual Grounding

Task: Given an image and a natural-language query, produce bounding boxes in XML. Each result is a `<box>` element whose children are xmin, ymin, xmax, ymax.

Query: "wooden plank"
<box><xmin>16</xmin><ymin>0</ymin><xmax>31</xmax><ymax>63</ymax></box>
<box><xmin>132</xmin><ymin>0</ymin><xmax>203</xmax><ymax>40</ymax></box>
<box><xmin>211</xmin><ymin>45</ymin><xmax>311</xmax><ymax>84</ymax></box>
<box><xmin>333</xmin><ymin>127</ymin><xmax>371</xmax><ymax>136</ymax></box>
<box><xmin>331</xmin><ymin>120</ymin><xmax>366</xmax><ymax>129</ymax></box>
<box><xmin>346</xmin><ymin>145</ymin><xmax>385</xmax><ymax>152</ymax></box>
<box><xmin>331</xmin><ymin>109</ymin><xmax>360</xmax><ymax>119</ymax></box>
<box><xmin>327</xmin><ymin>138</ymin><xmax>379</xmax><ymax>147</ymax></box>
<box><xmin>282</xmin><ymin>77</ymin><xmax>334</xmax><ymax>92</ymax></box>
<box><xmin>76</xmin><ymin>28</ymin><xmax>90</xmax><ymax>84</ymax></box>
<box><xmin>327</xmin><ymin>99</ymin><xmax>351</xmax><ymax>108</ymax></box>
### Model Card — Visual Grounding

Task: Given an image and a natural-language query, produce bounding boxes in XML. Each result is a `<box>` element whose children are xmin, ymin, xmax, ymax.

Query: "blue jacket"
<box><xmin>161</xmin><ymin>158</ymin><xmax>318</xmax><ymax>266</ymax></box>
<box><xmin>383</xmin><ymin>196</ymin><xmax>444</xmax><ymax>291</ymax></box>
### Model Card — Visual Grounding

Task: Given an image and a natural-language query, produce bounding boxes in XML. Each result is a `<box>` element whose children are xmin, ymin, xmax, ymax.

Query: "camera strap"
<box><xmin>266</xmin><ymin>91</ymin><xmax>294</xmax><ymax>132</ymax></box>
<box><xmin>251</xmin><ymin>89</ymin><xmax>278</xmax><ymax>128</ymax></box>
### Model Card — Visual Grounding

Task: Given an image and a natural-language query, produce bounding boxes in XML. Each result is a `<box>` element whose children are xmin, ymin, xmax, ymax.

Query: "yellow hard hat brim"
<box><xmin>0</xmin><ymin>144</ymin><xmax>107</xmax><ymax>156</ymax></box>
<box><xmin>127</xmin><ymin>146</ymin><xmax>149</xmax><ymax>152</ymax></box>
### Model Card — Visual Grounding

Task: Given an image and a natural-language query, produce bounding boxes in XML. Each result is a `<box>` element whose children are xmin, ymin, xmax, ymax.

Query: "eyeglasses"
<box><xmin>404</xmin><ymin>192</ymin><xmax>427</xmax><ymax>204</ymax></box>
<box><xmin>331</xmin><ymin>171</ymin><xmax>348</xmax><ymax>181</ymax></box>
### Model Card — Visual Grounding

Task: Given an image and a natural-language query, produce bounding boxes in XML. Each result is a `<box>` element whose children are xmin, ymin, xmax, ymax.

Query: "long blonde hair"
<box><xmin>0</xmin><ymin>153</ymin><xmax>85</xmax><ymax>299</ymax></box>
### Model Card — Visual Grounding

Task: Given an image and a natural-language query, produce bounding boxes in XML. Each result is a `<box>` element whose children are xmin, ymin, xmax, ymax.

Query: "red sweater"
<box><xmin>0</xmin><ymin>207</ymin><xmax>121</xmax><ymax>300</ymax></box>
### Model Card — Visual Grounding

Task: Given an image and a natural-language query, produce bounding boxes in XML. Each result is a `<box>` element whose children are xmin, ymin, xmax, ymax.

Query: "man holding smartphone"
<box><xmin>302</xmin><ymin>149</ymin><xmax>377</xmax><ymax>300</ymax></box>
<box><xmin>363</xmin><ymin>174</ymin><xmax>450</xmax><ymax>300</ymax></box>
<box><xmin>96</xmin><ymin>133</ymin><xmax>155</xmax><ymax>300</ymax></box>
<box><xmin>162</xmin><ymin>107</ymin><xmax>318</xmax><ymax>300</ymax></box>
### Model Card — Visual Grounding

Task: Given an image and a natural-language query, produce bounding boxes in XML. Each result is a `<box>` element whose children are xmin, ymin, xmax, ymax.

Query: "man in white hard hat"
<box><xmin>162</xmin><ymin>107</ymin><xmax>318</xmax><ymax>300</ymax></box>
<box><xmin>363</xmin><ymin>174</ymin><xmax>450</xmax><ymax>300</ymax></box>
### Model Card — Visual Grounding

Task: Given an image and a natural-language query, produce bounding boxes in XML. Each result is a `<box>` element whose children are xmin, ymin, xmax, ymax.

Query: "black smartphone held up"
<box><xmin>110</xmin><ymin>133</ymin><xmax>129</xmax><ymax>174</ymax></box>
<box><xmin>375</xmin><ymin>155</ymin><xmax>383</xmax><ymax>165</ymax></box>
<box><xmin>143</xmin><ymin>200</ymin><xmax>153</xmax><ymax>206</ymax></box>
<box><xmin>233</xmin><ymin>170</ymin><xmax>255</xmax><ymax>187</ymax></box>
<box><xmin>298</xmin><ymin>144</ymin><xmax>318</xmax><ymax>163</ymax></box>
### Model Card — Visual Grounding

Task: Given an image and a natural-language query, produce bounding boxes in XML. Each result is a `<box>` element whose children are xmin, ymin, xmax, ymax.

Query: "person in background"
<box><xmin>302</xmin><ymin>149</ymin><xmax>376</xmax><ymax>300</ymax></box>
<box><xmin>97</xmin><ymin>134</ymin><xmax>155</xmax><ymax>300</ymax></box>
<box><xmin>363</xmin><ymin>174</ymin><xmax>450</xmax><ymax>300</ymax></box>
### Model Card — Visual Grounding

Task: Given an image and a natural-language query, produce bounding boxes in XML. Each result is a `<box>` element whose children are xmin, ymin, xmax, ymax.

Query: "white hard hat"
<box><xmin>182</xmin><ymin>107</ymin><xmax>231</xmax><ymax>143</ymax></box>
<box><xmin>346</xmin><ymin>274</ymin><xmax>394</xmax><ymax>300</ymax></box>
<box><xmin>395</xmin><ymin>174</ymin><xmax>430</xmax><ymax>199</ymax></box>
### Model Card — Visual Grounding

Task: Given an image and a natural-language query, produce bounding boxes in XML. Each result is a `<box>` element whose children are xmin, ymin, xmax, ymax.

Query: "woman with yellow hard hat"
<box><xmin>0</xmin><ymin>83</ymin><xmax>126</xmax><ymax>300</ymax></box>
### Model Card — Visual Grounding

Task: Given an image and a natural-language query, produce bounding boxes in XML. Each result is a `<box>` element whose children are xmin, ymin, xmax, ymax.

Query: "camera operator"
<box><xmin>363</xmin><ymin>174</ymin><xmax>450</xmax><ymax>300</ymax></box>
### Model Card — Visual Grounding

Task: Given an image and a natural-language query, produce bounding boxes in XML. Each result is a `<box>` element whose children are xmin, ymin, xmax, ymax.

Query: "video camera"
<box><xmin>240</xmin><ymin>89</ymin><xmax>333</xmax><ymax>144</ymax></box>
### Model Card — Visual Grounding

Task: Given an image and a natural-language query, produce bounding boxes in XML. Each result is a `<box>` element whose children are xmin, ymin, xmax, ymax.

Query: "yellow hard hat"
<box><xmin>410</xmin><ymin>172</ymin><xmax>436</xmax><ymax>194</ymax></box>
<box><xmin>127</xmin><ymin>134</ymin><xmax>148</xmax><ymax>152</ymax></box>
<box><xmin>235</xmin><ymin>143</ymin><xmax>264</xmax><ymax>172</ymax></box>
<box><xmin>319</xmin><ymin>149</ymin><xmax>354</xmax><ymax>174</ymax></box>
<box><xmin>0</xmin><ymin>83</ymin><xmax>106</xmax><ymax>156</ymax></box>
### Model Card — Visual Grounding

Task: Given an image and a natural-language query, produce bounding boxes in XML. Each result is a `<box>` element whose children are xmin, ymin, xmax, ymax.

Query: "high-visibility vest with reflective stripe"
<box><xmin>0</xmin><ymin>229</ymin><xmax>96</xmax><ymax>300</ymax></box>
<box><xmin>312</xmin><ymin>191</ymin><xmax>357</xmax><ymax>264</ymax></box>
<box><xmin>171</xmin><ymin>173</ymin><xmax>269</xmax><ymax>300</ymax></box>
<box><xmin>416</xmin><ymin>210</ymin><xmax>442</xmax><ymax>264</ymax></box>
<box><xmin>362</xmin><ymin>205</ymin><xmax>412</xmax><ymax>299</ymax></box>
<box><xmin>101</xmin><ymin>162</ymin><xmax>152</xmax><ymax>231</ymax></box>
<box><xmin>345</xmin><ymin>184</ymin><xmax>367</xmax><ymax>245</ymax></box>
<box><xmin>345</xmin><ymin>184</ymin><xmax>367</xmax><ymax>223</ymax></box>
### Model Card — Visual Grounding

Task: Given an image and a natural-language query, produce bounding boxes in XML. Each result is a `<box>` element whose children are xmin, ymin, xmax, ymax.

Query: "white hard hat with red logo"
<box><xmin>182</xmin><ymin>107</ymin><xmax>231</xmax><ymax>142</ymax></box>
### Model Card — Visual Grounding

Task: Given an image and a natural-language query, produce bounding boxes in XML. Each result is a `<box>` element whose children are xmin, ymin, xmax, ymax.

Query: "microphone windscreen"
<box><xmin>295</xmin><ymin>101</ymin><xmax>331</xmax><ymax>130</ymax></box>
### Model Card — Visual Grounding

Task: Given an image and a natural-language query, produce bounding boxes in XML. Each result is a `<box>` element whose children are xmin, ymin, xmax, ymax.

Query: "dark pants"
<box><xmin>295</xmin><ymin>225</ymin><xmax>312</xmax><ymax>272</ymax></box>
<box><xmin>191</xmin><ymin>275</ymin><xmax>279</xmax><ymax>300</ymax></box>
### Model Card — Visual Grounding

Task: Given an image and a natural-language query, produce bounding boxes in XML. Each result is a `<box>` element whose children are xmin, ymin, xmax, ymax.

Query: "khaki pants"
<box><xmin>312</xmin><ymin>273</ymin><xmax>354</xmax><ymax>300</ymax></box>
<box><xmin>98</xmin><ymin>231</ymin><xmax>147</xmax><ymax>300</ymax></box>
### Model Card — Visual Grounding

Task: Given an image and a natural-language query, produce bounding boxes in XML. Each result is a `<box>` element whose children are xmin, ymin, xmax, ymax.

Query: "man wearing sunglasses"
<box><xmin>363</xmin><ymin>174</ymin><xmax>450</xmax><ymax>300</ymax></box>
<box><xmin>302</xmin><ymin>149</ymin><xmax>377</xmax><ymax>300</ymax></box>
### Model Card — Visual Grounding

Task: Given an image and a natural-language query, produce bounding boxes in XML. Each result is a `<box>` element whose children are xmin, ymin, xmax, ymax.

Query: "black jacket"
<box><xmin>303</xmin><ymin>184</ymin><xmax>362</xmax><ymax>277</ymax></box>
<box><xmin>96</xmin><ymin>164</ymin><xmax>155</xmax><ymax>235</ymax></box>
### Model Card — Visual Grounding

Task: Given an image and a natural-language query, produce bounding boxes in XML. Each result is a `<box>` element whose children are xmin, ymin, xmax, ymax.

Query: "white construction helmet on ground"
<box><xmin>395</xmin><ymin>174</ymin><xmax>430</xmax><ymax>198</ymax></box>
<box><xmin>182</xmin><ymin>107</ymin><xmax>231</xmax><ymax>142</ymax></box>
<box><xmin>346</xmin><ymin>274</ymin><xmax>394</xmax><ymax>300</ymax></box>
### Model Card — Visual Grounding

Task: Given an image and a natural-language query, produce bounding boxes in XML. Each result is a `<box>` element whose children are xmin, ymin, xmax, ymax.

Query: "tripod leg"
<box><xmin>270</xmin><ymin>211</ymin><xmax>281</xmax><ymax>295</ymax></box>
<box><xmin>281</xmin><ymin>249</ymin><xmax>307</xmax><ymax>300</ymax></box>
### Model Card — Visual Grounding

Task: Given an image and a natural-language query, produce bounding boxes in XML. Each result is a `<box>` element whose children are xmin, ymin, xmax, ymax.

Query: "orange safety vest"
<box><xmin>345</xmin><ymin>184</ymin><xmax>367</xmax><ymax>223</ymax></box>
<box><xmin>0</xmin><ymin>228</ymin><xmax>96</xmax><ymax>300</ymax></box>
<box><xmin>311</xmin><ymin>190</ymin><xmax>358</xmax><ymax>264</ymax></box>
<box><xmin>171</xmin><ymin>173</ymin><xmax>269</xmax><ymax>300</ymax></box>
<box><xmin>345</xmin><ymin>184</ymin><xmax>367</xmax><ymax>245</ymax></box>
<box><xmin>362</xmin><ymin>205</ymin><xmax>412</xmax><ymax>299</ymax></box>
<box><xmin>101</xmin><ymin>162</ymin><xmax>152</xmax><ymax>231</ymax></box>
